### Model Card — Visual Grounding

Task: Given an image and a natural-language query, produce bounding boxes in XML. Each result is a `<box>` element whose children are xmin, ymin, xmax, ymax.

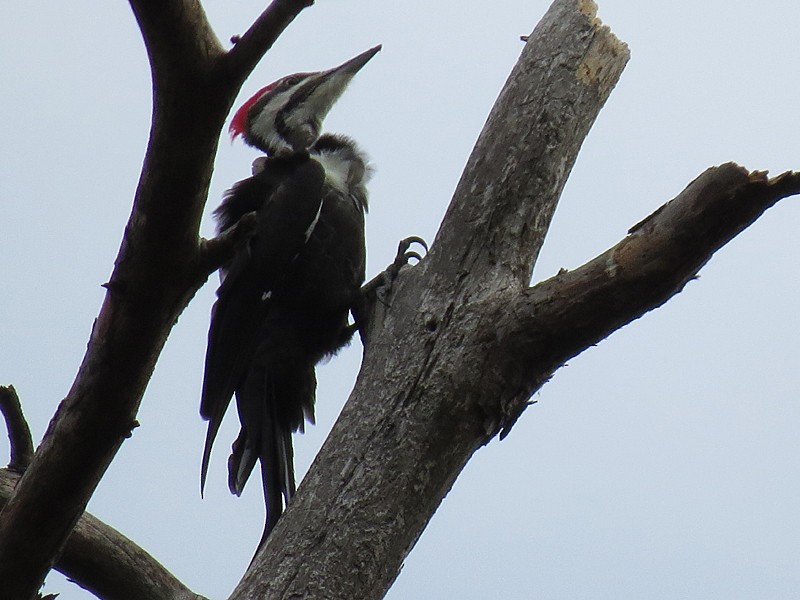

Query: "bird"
<box><xmin>200</xmin><ymin>45</ymin><xmax>380</xmax><ymax>546</ymax></box>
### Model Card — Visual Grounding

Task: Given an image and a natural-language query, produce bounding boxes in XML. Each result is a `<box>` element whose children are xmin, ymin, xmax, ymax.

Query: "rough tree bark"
<box><xmin>231</xmin><ymin>4</ymin><xmax>800</xmax><ymax>600</ymax></box>
<box><xmin>1</xmin><ymin>1</ymin><xmax>798</xmax><ymax>599</ymax></box>
<box><xmin>0</xmin><ymin>0</ymin><xmax>314</xmax><ymax>597</ymax></box>
<box><xmin>237</xmin><ymin>1</ymin><xmax>631</xmax><ymax>598</ymax></box>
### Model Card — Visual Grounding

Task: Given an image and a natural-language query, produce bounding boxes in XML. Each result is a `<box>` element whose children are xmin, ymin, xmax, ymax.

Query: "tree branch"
<box><xmin>128</xmin><ymin>0</ymin><xmax>225</xmax><ymax>78</ymax></box>
<box><xmin>232</xmin><ymin>1</ymin><xmax>629</xmax><ymax>598</ymax></box>
<box><xmin>224</xmin><ymin>0</ymin><xmax>315</xmax><ymax>81</ymax></box>
<box><xmin>0</xmin><ymin>386</ymin><xmax>33</xmax><ymax>473</ymax></box>
<box><xmin>487</xmin><ymin>164</ymin><xmax>800</xmax><ymax>435</ymax></box>
<box><xmin>0</xmin><ymin>1</ymin><xmax>311</xmax><ymax>597</ymax></box>
<box><xmin>0</xmin><ymin>469</ymin><xmax>207</xmax><ymax>600</ymax></box>
<box><xmin>421</xmin><ymin>0</ymin><xmax>629</xmax><ymax>304</ymax></box>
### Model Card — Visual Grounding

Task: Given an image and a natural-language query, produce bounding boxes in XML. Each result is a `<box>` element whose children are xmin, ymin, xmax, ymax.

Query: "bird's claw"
<box><xmin>358</xmin><ymin>236</ymin><xmax>428</xmax><ymax>307</ymax></box>
<box><xmin>398</xmin><ymin>235</ymin><xmax>428</xmax><ymax>257</ymax></box>
<box><xmin>388</xmin><ymin>236</ymin><xmax>428</xmax><ymax>274</ymax></box>
<box><xmin>373</xmin><ymin>236</ymin><xmax>429</xmax><ymax>307</ymax></box>
<box><xmin>353</xmin><ymin>236</ymin><xmax>428</xmax><ymax>341</ymax></box>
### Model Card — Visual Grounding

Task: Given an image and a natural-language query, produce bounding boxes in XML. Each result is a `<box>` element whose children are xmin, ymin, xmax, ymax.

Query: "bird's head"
<box><xmin>229</xmin><ymin>45</ymin><xmax>381</xmax><ymax>156</ymax></box>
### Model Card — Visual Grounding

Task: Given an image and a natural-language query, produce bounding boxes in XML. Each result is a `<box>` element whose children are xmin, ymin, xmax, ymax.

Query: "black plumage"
<box><xmin>200</xmin><ymin>45</ymin><xmax>378</xmax><ymax>547</ymax></box>
<box><xmin>201</xmin><ymin>134</ymin><xmax>369</xmax><ymax>542</ymax></box>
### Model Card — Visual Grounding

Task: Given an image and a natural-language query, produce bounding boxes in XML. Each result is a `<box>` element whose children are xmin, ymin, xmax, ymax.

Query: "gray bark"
<box><xmin>234</xmin><ymin>1</ymin><xmax>631</xmax><ymax>598</ymax></box>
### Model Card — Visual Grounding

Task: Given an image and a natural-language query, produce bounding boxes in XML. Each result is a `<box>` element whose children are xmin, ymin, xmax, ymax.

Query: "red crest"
<box><xmin>229</xmin><ymin>84</ymin><xmax>274</xmax><ymax>141</ymax></box>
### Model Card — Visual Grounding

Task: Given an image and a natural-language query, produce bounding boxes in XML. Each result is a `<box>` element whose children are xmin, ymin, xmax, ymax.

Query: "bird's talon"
<box><xmin>390</xmin><ymin>236</ymin><xmax>428</xmax><ymax>273</ymax></box>
<box><xmin>396</xmin><ymin>235</ymin><xmax>428</xmax><ymax>257</ymax></box>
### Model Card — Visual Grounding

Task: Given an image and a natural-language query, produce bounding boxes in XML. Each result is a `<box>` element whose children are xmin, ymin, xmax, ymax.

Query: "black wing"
<box><xmin>200</xmin><ymin>157</ymin><xmax>326</xmax><ymax>494</ymax></box>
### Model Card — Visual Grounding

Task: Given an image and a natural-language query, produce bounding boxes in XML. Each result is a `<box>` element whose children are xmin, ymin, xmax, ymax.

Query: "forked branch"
<box><xmin>232</xmin><ymin>1</ymin><xmax>631</xmax><ymax>598</ymax></box>
<box><xmin>0</xmin><ymin>1</ymin><xmax>315</xmax><ymax>598</ymax></box>
<box><xmin>485</xmin><ymin>165</ymin><xmax>800</xmax><ymax>435</ymax></box>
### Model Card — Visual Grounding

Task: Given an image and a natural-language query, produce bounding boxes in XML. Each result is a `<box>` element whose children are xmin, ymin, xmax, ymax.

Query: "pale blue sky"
<box><xmin>1</xmin><ymin>2</ymin><xmax>799</xmax><ymax>598</ymax></box>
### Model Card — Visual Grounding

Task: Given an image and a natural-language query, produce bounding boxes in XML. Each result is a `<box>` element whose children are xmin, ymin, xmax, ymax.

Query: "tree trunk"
<box><xmin>233</xmin><ymin>1</ymin><xmax>630</xmax><ymax>598</ymax></box>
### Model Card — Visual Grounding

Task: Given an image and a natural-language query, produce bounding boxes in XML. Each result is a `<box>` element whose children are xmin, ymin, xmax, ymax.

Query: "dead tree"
<box><xmin>1</xmin><ymin>0</ymin><xmax>798</xmax><ymax>598</ymax></box>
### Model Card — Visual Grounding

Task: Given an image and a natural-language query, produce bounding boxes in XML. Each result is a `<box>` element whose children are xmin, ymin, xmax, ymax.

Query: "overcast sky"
<box><xmin>2</xmin><ymin>1</ymin><xmax>799</xmax><ymax>599</ymax></box>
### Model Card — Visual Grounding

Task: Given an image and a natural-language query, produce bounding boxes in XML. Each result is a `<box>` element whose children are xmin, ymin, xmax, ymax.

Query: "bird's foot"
<box><xmin>389</xmin><ymin>236</ymin><xmax>427</xmax><ymax>276</ymax></box>
<box><xmin>366</xmin><ymin>236</ymin><xmax>428</xmax><ymax>306</ymax></box>
<box><xmin>353</xmin><ymin>237</ymin><xmax>427</xmax><ymax>342</ymax></box>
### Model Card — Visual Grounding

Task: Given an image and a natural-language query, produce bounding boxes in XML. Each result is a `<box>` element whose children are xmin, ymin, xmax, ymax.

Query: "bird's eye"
<box><xmin>283</xmin><ymin>75</ymin><xmax>302</xmax><ymax>87</ymax></box>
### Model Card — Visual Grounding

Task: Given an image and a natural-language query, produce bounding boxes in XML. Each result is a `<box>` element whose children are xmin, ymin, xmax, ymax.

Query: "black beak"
<box><xmin>324</xmin><ymin>45</ymin><xmax>382</xmax><ymax>79</ymax></box>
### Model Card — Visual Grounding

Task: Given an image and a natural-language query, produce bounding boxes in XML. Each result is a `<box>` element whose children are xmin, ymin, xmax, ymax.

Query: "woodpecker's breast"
<box><xmin>311</xmin><ymin>134</ymin><xmax>370</xmax><ymax>215</ymax></box>
<box><xmin>280</xmin><ymin>141</ymin><xmax>368</xmax><ymax>312</ymax></box>
<box><xmin>315</xmin><ymin>151</ymin><xmax>352</xmax><ymax>194</ymax></box>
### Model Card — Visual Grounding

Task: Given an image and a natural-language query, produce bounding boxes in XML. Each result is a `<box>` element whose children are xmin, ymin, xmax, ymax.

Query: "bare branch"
<box><xmin>0</xmin><ymin>469</ymin><xmax>207</xmax><ymax>600</ymax></box>
<box><xmin>422</xmin><ymin>0</ymin><xmax>629</xmax><ymax>303</ymax></box>
<box><xmin>0</xmin><ymin>386</ymin><xmax>34</xmax><ymax>474</ymax></box>
<box><xmin>489</xmin><ymin>164</ymin><xmax>800</xmax><ymax>435</ymax></box>
<box><xmin>128</xmin><ymin>0</ymin><xmax>225</xmax><ymax>78</ymax></box>
<box><xmin>225</xmin><ymin>0</ymin><xmax>315</xmax><ymax>81</ymax></box>
<box><xmin>0</xmin><ymin>0</ymin><xmax>311</xmax><ymax>596</ymax></box>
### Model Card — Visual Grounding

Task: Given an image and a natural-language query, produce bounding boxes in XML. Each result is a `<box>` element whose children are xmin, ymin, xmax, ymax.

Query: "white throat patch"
<box><xmin>315</xmin><ymin>151</ymin><xmax>353</xmax><ymax>194</ymax></box>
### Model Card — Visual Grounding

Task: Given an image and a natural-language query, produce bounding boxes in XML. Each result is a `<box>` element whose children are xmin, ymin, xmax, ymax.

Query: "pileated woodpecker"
<box><xmin>200</xmin><ymin>46</ymin><xmax>380</xmax><ymax>544</ymax></box>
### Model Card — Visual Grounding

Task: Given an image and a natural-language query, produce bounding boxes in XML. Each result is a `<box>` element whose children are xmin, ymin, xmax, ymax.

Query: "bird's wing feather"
<box><xmin>200</xmin><ymin>158</ymin><xmax>326</xmax><ymax>494</ymax></box>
